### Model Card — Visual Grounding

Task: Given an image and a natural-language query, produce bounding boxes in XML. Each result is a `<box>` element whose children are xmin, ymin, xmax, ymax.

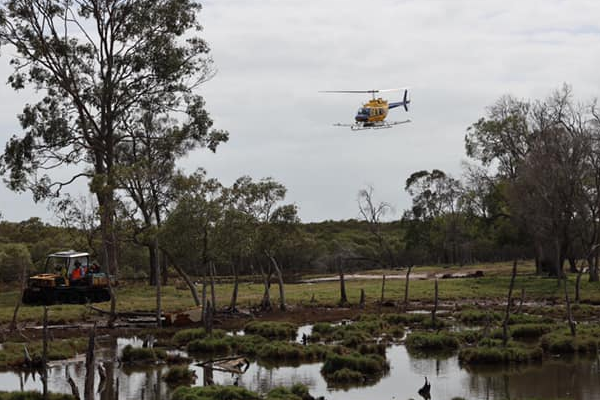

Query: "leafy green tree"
<box><xmin>230</xmin><ymin>176</ymin><xmax>299</xmax><ymax>311</ymax></box>
<box><xmin>118</xmin><ymin>109</ymin><xmax>227</xmax><ymax>286</ymax></box>
<box><xmin>0</xmin><ymin>0</ymin><xmax>214</xmax><ymax>322</ymax></box>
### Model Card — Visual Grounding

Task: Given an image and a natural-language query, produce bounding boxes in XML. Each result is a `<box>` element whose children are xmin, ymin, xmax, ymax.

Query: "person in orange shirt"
<box><xmin>70</xmin><ymin>261</ymin><xmax>87</xmax><ymax>283</ymax></box>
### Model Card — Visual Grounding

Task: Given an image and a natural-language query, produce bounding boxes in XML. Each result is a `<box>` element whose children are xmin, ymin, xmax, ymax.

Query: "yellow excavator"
<box><xmin>22</xmin><ymin>250</ymin><xmax>111</xmax><ymax>305</ymax></box>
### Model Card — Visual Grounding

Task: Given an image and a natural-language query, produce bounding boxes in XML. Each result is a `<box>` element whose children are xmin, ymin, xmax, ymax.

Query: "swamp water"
<box><xmin>1</xmin><ymin>328</ymin><xmax>600</xmax><ymax>400</ymax></box>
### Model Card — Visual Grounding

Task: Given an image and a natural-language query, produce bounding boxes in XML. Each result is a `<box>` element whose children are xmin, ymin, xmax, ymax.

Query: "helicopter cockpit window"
<box><xmin>358</xmin><ymin>108</ymin><xmax>368</xmax><ymax>115</ymax></box>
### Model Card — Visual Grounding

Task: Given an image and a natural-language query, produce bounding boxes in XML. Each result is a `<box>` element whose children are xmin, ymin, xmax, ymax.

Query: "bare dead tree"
<box><xmin>564</xmin><ymin>276</ymin><xmax>576</xmax><ymax>337</ymax></box>
<box><xmin>339</xmin><ymin>257</ymin><xmax>348</xmax><ymax>306</ymax></box>
<box><xmin>358</xmin><ymin>186</ymin><xmax>397</xmax><ymax>269</ymax></box>
<box><xmin>156</xmin><ymin>236</ymin><xmax>162</xmax><ymax>328</ymax></box>
<box><xmin>9</xmin><ymin>257</ymin><xmax>28</xmax><ymax>332</ymax></box>
<box><xmin>359</xmin><ymin>289</ymin><xmax>366</xmax><ymax>308</ymax></box>
<box><xmin>403</xmin><ymin>265</ymin><xmax>413</xmax><ymax>312</ymax></box>
<box><xmin>42</xmin><ymin>307</ymin><xmax>48</xmax><ymax>399</ymax></box>
<box><xmin>431</xmin><ymin>279</ymin><xmax>439</xmax><ymax>326</ymax></box>
<box><xmin>84</xmin><ymin>323</ymin><xmax>97</xmax><ymax>400</ymax></box>
<box><xmin>502</xmin><ymin>261</ymin><xmax>518</xmax><ymax>347</ymax></box>
<box><xmin>210</xmin><ymin>261</ymin><xmax>217</xmax><ymax>313</ymax></box>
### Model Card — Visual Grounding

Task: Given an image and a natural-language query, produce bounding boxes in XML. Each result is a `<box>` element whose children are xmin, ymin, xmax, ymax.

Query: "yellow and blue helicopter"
<box><xmin>321</xmin><ymin>88</ymin><xmax>411</xmax><ymax>131</ymax></box>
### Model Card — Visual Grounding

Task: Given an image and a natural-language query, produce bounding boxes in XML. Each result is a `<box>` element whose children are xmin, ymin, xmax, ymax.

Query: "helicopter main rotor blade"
<box><xmin>319</xmin><ymin>88</ymin><xmax>409</xmax><ymax>94</ymax></box>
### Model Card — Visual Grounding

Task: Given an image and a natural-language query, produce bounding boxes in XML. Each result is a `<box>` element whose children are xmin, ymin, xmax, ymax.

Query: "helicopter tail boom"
<box><xmin>388</xmin><ymin>89</ymin><xmax>410</xmax><ymax>111</ymax></box>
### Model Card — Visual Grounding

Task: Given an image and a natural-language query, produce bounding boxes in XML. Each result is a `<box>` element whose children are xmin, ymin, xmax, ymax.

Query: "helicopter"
<box><xmin>320</xmin><ymin>88</ymin><xmax>411</xmax><ymax>131</ymax></box>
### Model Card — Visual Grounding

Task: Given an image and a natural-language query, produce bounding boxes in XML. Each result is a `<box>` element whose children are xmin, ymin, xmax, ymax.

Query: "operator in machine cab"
<box><xmin>70</xmin><ymin>261</ymin><xmax>88</xmax><ymax>283</ymax></box>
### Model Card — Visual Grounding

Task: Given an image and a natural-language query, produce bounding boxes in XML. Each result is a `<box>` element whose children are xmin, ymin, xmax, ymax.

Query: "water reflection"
<box><xmin>2</xmin><ymin>333</ymin><xmax>600</xmax><ymax>400</ymax></box>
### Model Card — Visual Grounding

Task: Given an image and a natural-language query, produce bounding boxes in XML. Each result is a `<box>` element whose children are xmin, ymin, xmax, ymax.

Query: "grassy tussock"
<box><xmin>310</xmin><ymin>319</ymin><xmax>404</xmax><ymax>346</ymax></box>
<box><xmin>172</xmin><ymin>328</ymin><xmax>226</xmax><ymax>346</ymax></box>
<box><xmin>171</xmin><ymin>384</ymin><xmax>315</xmax><ymax>400</ymax></box>
<box><xmin>0</xmin><ymin>339</ymin><xmax>87</xmax><ymax>368</ymax></box>
<box><xmin>186</xmin><ymin>334</ymin><xmax>328</xmax><ymax>363</ymax></box>
<box><xmin>540</xmin><ymin>330</ymin><xmax>599</xmax><ymax>354</ymax></box>
<box><xmin>510</xmin><ymin>324</ymin><xmax>555</xmax><ymax>340</ymax></box>
<box><xmin>120</xmin><ymin>345</ymin><xmax>166</xmax><ymax>364</ymax></box>
<box><xmin>244</xmin><ymin>321</ymin><xmax>297</xmax><ymax>340</ymax></box>
<box><xmin>405</xmin><ymin>332</ymin><xmax>460</xmax><ymax>352</ymax></box>
<box><xmin>321</xmin><ymin>352</ymin><xmax>389</xmax><ymax>383</ymax></box>
<box><xmin>458</xmin><ymin>339</ymin><xmax>543</xmax><ymax>364</ymax></box>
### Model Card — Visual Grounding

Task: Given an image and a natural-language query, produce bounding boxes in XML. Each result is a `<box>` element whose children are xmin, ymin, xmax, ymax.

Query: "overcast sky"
<box><xmin>2</xmin><ymin>0</ymin><xmax>600</xmax><ymax>223</ymax></box>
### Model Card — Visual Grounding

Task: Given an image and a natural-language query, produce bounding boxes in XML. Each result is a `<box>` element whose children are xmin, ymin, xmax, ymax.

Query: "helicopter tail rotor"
<box><xmin>403</xmin><ymin>89</ymin><xmax>410</xmax><ymax>111</ymax></box>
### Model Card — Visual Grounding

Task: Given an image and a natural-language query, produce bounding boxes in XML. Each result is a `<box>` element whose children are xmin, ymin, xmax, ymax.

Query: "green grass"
<box><xmin>172</xmin><ymin>328</ymin><xmax>226</xmax><ymax>346</ymax></box>
<box><xmin>0</xmin><ymin>339</ymin><xmax>87</xmax><ymax>368</ymax></box>
<box><xmin>4</xmin><ymin>261</ymin><xmax>600</xmax><ymax>327</ymax></box>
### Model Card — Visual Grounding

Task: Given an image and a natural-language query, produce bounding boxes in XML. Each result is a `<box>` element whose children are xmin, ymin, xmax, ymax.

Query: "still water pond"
<box><xmin>1</xmin><ymin>333</ymin><xmax>600</xmax><ymax>400</ymax></box>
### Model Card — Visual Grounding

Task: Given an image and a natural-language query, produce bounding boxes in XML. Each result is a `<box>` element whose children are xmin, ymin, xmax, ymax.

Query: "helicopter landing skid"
<box><xmin>334</xmin><ymin>119</ymin><xmax>411</xmax><ymax>131</ymax></box>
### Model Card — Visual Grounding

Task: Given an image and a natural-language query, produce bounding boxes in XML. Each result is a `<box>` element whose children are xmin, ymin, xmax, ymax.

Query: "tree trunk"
<box><xmin>359</xmin><ymin>289</ymin><xmax>365</xmax><ymax>308</ymax></box>
<box><xmin>155</xmin><ymin>237</ymin><xmax>162</xmax><ymax>328</ymax></box>
<box><xmin>259</xmin><ymin>264</ymin><xmax>272</xmax><ymax>311</ymax></box>
<box><xmin>230</xmin><ymin>263</ymin><xmax>239</xmax><ymax>312</ymax></box>
<box><xmin>201</xmin><ymin>270</ymin><xmax>207</xmax><ymax>322</ymax></box>
<box><xmin>209</xmin><ymin>262</ymin><xmax>217</xmax><ymax>313</ymax></box>
<box><xmin>502</xmin><ymin>261</ymin><xmax>518</xmax><ymax>347</ymax></box>
<box><xmin>161</xmin><ymin>249</ymin><xmax>200</xmax><ymax>306</ymax></box>
<box><xmin>98</xmin><ymin>189</ymin><xmax>119</xmax><ymax>328</ymax></box>
<box><xmin>148</xmin><ymin>244</ymin><xmax>158</xmax><ymax>286</ymax></box>
<box><xmin>205</xmin><ymin>300</ymin><xmax>213</xmax><ymax>335</ymax></box>
<box><xmin>267</xmin><ymin>254</ymin><xmax>286</xmax><ymax>311</ymax></box>
<box><xmin>9</xmin><ymin>259</ymin><xmax>27</xmax><ymax>332</ymax></box>
<box><xmin>589</xmin><ymin>254</ymin><xmax>599</xmax><ymax>282</ymax></box>
<box><xmin>160</xmin><ymin>249</ymin><xmax>168</xmax><ymax>286</ymax></box>
<box><xmin>338</xmin><ymin>257</ymin><xmax>348</xmax><ymax>306</ymax></box>
<box><xmin>568</xmin><ymin>258</ymin><xmax>578</xmax><ymax>273</ymax></box>
<box><xmin>403</xmin><ymin>265</ymin><xmax>413</xmax><ymax>312</ymax></box>
<box><xmin>380</xmin><ymin>274</ymin><xmax>386</xmax><ymax>304</ymax></box>
<box><xmin>576</xmin><ymin>264</ymin><xmax>584</xmax><ymax>303</ymax></box>
<box><xmin>564</xmin><ymin>276</ymin><xmax>576</xmax><ymax>337</ymax></box>
<box><xmin>42</xmin><ymin>306</ymin><xmax>48</xmax><ymax>399</ymax></box>
<box><xmin>517</xmin><ymin>288</ymin><xmax>525</xmax><ymax>314</ymax></box>
<box><xmin>84</xmin><ymin>323</ymin><xmax>96</xmax><ymax>400</ymax></box>
<box><xmin>431</xmin><ymin>279</ymin><xmax>438</xmax><ymax>326</ymax></box>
